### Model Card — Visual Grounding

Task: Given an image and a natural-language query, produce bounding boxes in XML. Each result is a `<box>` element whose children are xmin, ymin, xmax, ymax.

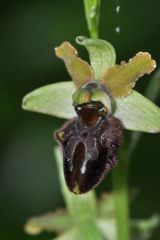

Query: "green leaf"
<box><xmin>83</xmin><ymin>0</ymin><xmax>101</xmax><ymax>38</ymax></box>
<box><xmin>54</xmin><ymin>147</ymin><xmax>97</xmax><ymax>222</ymax></box>
<box><xmin>76</xmin><ymin>36</ymin><xmax>116</xmax><ymax>80</ymax></box>
<box><xmin>22</xmin><ymin>82</ymin><xmax>76</xmax><ymax>119</ymax></box>
<box><xmin>114</xmin><ymin>90</ymin><xmax>160</xmax><ymax>133</ymax></box>
<box><xmin>24</xmin><ymin>210</ymin><xmax>73</xmax><ymax>235</ymax></box>
<box><xmin>55</xmin><ymin>42</ymin><xmax>95</xmax><ymax>88</ymax></box>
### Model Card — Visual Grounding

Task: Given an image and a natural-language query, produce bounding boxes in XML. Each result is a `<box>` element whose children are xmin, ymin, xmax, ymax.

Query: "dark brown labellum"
<box><xmin>55</xmin><ymin>101</ymin><xmax>123</xmax><ymax>194</ymax></box>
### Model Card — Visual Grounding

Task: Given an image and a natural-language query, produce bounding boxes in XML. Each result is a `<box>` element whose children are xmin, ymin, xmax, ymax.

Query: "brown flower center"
<box><xmin>75</xmin><ymin>101</ymin><xmax>107</xmax><ymax>125</ymax></box>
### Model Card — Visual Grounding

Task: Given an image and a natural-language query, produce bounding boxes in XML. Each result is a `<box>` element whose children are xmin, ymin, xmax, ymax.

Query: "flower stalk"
<box><xmin>83</xmin><ymin>0</ymin><xmax>101</xmax><ymax>38</ymax></box>
<box><xmin>112</xmin><ymin>147</ymin><xmax>131</xmax><ymax>240</ymax></box>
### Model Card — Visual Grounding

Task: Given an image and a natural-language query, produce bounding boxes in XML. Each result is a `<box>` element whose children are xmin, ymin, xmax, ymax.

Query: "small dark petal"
<box><xmin>55</xmin><ymin>111</ymin><xmax>123</xmax><ymax>194</ymax></box>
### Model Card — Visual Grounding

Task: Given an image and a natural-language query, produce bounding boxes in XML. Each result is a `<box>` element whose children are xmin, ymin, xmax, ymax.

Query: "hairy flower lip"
<box><xmin>55</xmin><ymin>109</ymin><xmax>123</xmax><ymax>194</ymax></box>
<box><xmin>22</xmin><ymin>36</ymin><xmax>160</xmax><ymax>197</ymax></box>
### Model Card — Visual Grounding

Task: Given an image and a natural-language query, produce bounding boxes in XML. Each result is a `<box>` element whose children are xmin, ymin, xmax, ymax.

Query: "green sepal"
<box><xmin>22</xmin><ymin>81</ymin><xmax>160</xmax><ymax>133</ymax></box>
<box><xmin>22</xmin><ymin>82</ymin><xmax>75</xmax><ymax>119</ymax></box>
<box><xmin>114</xmin><ymin>90</ymin><xmax>160</xmax><ymax>133</ymax></box>
<box><xmin>76</xmin><ymin>36</ymin><xmax>116</xmax><ymax>80</ymax></box>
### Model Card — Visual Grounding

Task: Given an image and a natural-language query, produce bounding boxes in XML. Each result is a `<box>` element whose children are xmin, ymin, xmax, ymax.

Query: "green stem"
<box><xmin>83</xmin><ymin>0</ymin><xmax>101</xmax><ymax>38</ymax></box>
<box><xmin>112</xmin><ymin>148</ymin><xmax>131</xmax><ymax>240</ymax></box>
<box><xmin>83</xmin><ymin>1</ymin><xmax>131</xmax><ymax>239</ymax></box>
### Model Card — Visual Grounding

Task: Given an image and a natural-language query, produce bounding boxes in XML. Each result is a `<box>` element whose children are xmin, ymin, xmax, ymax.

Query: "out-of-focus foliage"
<box><xmin>0</xmin><ymin>0</ymin><xmax>160</xmax><ymax>239</ymax></box>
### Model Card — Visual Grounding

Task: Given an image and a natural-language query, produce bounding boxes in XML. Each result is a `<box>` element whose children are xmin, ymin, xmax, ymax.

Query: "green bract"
<box><xmin>22</xmin><ymin>36</ymin><xmax>160</xmax><ymax>133</ymax></box>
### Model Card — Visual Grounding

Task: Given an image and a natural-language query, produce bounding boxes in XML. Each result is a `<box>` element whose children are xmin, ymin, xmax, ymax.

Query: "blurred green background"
<box><xmin>0</xmin><ymin>0</ymin><xmax>160</xmax><ymax>239</ymax></box>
